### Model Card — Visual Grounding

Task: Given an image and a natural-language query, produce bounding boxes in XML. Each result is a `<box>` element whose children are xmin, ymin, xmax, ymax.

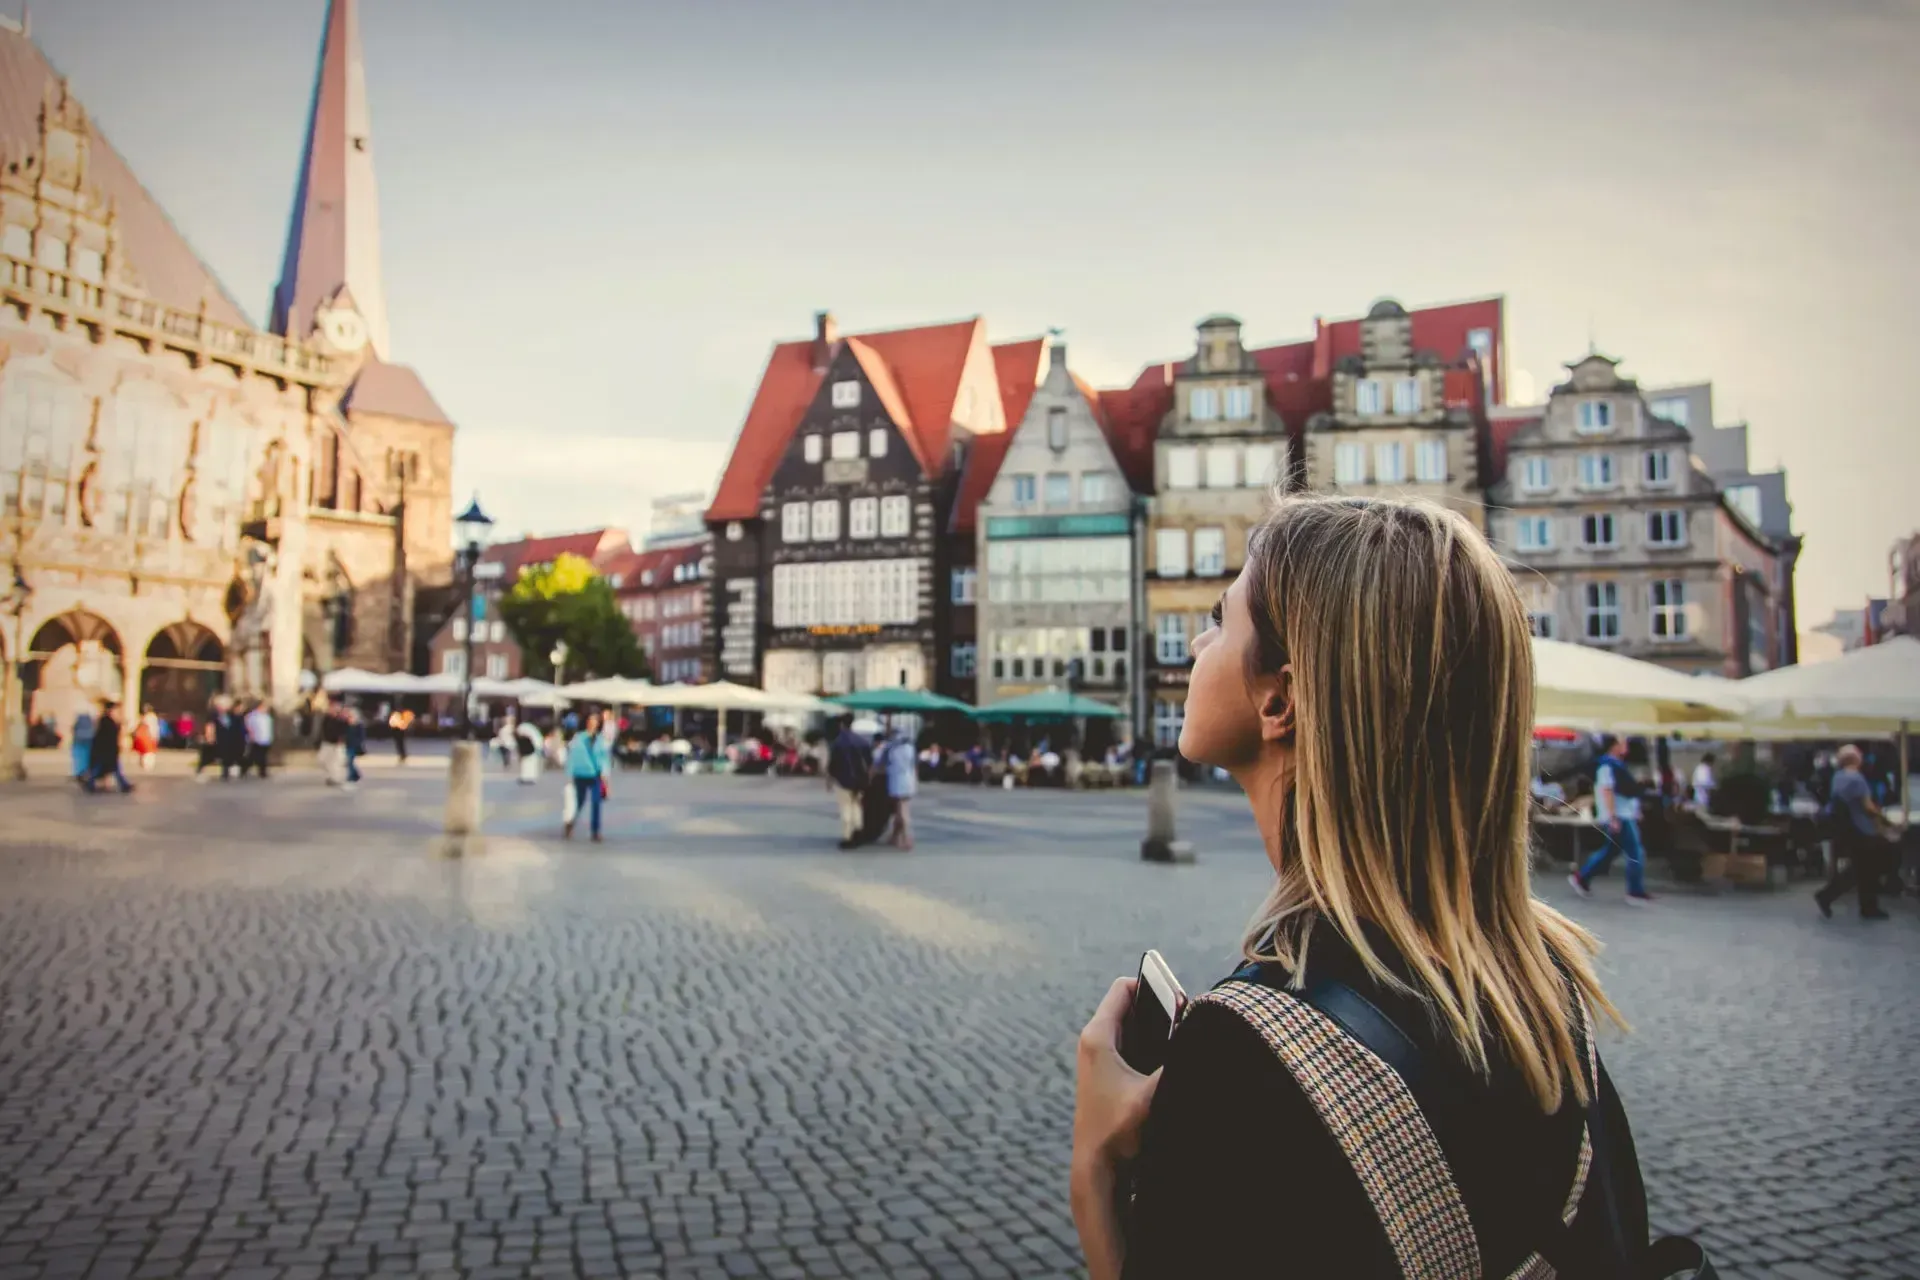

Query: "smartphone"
<box><xmin>1119</xmin><ymin>949</ymin><xmax>1187</xmax><ymax>1074</ymax></box>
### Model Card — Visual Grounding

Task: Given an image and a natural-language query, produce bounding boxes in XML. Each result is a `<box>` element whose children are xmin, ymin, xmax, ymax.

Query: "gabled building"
<box><xmin>1305</xmin><ymin>299</ymin><xmax>1490</xmax><ymax>524</ymax></box>
<box><xmin>1488</xmin><ymin>353</ymin><xmax>1798</xmax><ymax>676</ymax></box>
<box><xmin>424</xmin><ymin>527</ymin><xmax>628</xmax><ymax>686</ymax></box>
<box><xmin>606</xmin><ymin>539</ymin><xmax>711</xmax><ymax>686</ymax></box>
<box><xmin>971</xmin><ymin>339</ymin><xmax>1149</xmax><ymax>734</ymax></box>
<box><xmin>706</xmin><ymin>311</ymin><xmax>1038</xmax><ymax>699</ymax></box>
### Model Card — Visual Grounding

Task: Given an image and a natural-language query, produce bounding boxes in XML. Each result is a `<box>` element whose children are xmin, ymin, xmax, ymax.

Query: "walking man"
<box><xmin>1570</xmin><ymin>735</ymin><xmax>1653</xmax><ymax>904</ymax></box>
<box><xmin>1690</xmin><ymin>751</ymin><xmax>1717</xmax><ymax>811</ymax></box>
<box><xmin>83</xmin><ymin>700</ymin><xmax>133</xmax><ymax>794</ymax></box>
<box><xmin>242</xmin><ymin>700</ymin><xmax>274</xmax><ymax>779</ymax></box>
<box><xmin>389</xmin><ymin>707</ymin><xmax>413</xmax><ymax>763</ymax></box>
<box><xmin>1816</xmin><ymin>744</ymin><xmax>1890</xmax><ymax>920</ymax></box>
<box><xmin>825</xmin><ymin>714</ymin><xmax>872</xmax><ymax>850</ymax></box>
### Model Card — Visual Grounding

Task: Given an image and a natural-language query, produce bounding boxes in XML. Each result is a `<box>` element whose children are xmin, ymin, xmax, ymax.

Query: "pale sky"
<box><xmin>25</xmin><ymin>0</ymin><xmax>1920</xmax><ymax>627</ymax></box>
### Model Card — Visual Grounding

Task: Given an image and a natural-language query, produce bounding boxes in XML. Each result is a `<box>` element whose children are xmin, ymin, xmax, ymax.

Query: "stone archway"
<box><xmin>140</xmin><ymin>621</ymin><xmax>226</xmax><ymax>720</ymax></box>
<box><xmin>26</xmin><ymin>610</ymin><xmax>125</xmax><ymax>733</ymax></box>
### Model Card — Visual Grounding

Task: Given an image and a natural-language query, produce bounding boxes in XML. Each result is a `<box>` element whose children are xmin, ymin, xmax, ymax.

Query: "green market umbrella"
<box><xmin>975</xmin><ymin>688</ymin><xmax>1125</xmax><ymax>723</ymax></box>
<box><xmin>829</xmin><ymin>687</ymin><xmax>977</xmax><ymax>715</ymax></box>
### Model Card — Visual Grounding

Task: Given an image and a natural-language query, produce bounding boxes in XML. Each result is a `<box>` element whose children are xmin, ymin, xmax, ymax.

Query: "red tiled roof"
<box><xmin>481</xmin><ymin>528</ymin><xmax>629</xmax><ymax>579</ymax></box>
<box><xmin>342</xmin><ymin>358</ymin><xmax>452</xmax><ymax>425</ymax></box>
<box><xmin>707</xmin><ymin>316</ymin><xmax>989</xmax><ymax>523</ymax></box>
<box><xmin>1268</xmin><ymin>297</ymin><xmax>1505</xmax><ymax>403</ymax></box>
<box><xmin>616</xmin><ymin>540</ymin><xmax>706</xmax><ymax>593</ymax></box>
<box><xmin>1487</xmin><ymin>406</ymin><xmax>1542</xmax><ymax>480</ymax></box>
<box><xmin>0</xmin><ymin>25</ymin><xmax>250</xmax><ymax>326</ymax></box>
<box><xmin>1097</xmin><ymin>380</ymin><xmax>1172</xmax><ymax>495</ymax></box>
<box><xmin>948</xmin><ymin>337</ymin><xmax>1048</xmax><ymax>535</ymax></box>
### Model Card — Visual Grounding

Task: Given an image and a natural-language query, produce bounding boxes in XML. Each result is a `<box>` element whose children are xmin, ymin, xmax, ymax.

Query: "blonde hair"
<box><xmin>1239</xmin><ymin>495</ymin><xmax>1620</xmax><ymax>1111</ymax></box>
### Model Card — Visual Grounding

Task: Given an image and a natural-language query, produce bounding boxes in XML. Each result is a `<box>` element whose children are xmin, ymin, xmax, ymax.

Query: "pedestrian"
<box><xmin>825</xmin><ymin>714</ymin><xmax>872</xmax><ymax>849</ymax></box>
<box><xmin>132</xmin><ymin>704</ymin><xmax>160</xmax><ymax>773</ymax></box>
<box><xmin>565</xmin><ymin>711</ymin><xmax>608</xmax><ymax>841</ymax></box>
<box><xmin>1815</xmin><ymin>744</ymin><xmax>1891</xmax><ymax>920</ymax></box>
<box><xmin>389</xmin><ymin>706</ymin><xmax>413</xmax><ymax>762</ymax></box>
<box><xmin>83</xmin><ymin>700</ymin><xmax>133</xmax><ymax>794</ymax></box>
<box><xmin>1691</xmin><ymin>751</ymin><xmax>1717</xmax><ymax>812</ymax></box>
<box><xmin>243</xmin><ymin>700</ymin><xmax>274</xmax><ymax>778</ymax></box>
<box><xmin>1569</xmin><ymin>735</ymin><xmax>1654</xmax><ymax>904</ymax></box>
<box><xmin>318</xmin><ymin>703</ymin><xmax>347</xmax><ymax>786</ymax></box>
<box><xmin>68</xmin><ymin>706</ymin><xmax>95</xmax><ymax>784</ymax></box>
<box><xmin>517</xmin><ymin>719</ymin><xmax>544</xmax><ymax>784</ymax></box>
<box><xmin>1072</xmin><ymin>495</ymin><xmax>1667</xmax><ymax>1278</ymax></box>
<box><xmin>883</xmin><ymin>724</ymin><xmax>917</xmax><ymax>850</ymax></box>
<box><xmin>343</xmin><ymin>706</ymin><xmax>365</xmax><ymax>789</ymax></box>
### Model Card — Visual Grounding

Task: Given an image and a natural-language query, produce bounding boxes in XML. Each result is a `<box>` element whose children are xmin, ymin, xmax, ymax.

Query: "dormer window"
<box><xmin>1224</xmin><ymin>386</ymin><xmax>1254</xmax><ymax>420</ymax></box>
<box><xmin>803</xmin><ymin>434</ymin><xmax>823</xmax><ymax>464</ymax></box>
<box><xmin>831</xmin><ymin>380</ymin><xmax>860</xmax><ymax>408</ymax></box>
<box><xmin>641</xmin><ymin>569</ymin><xmax>655</xmax><ymax>585</ymax></box>
<box><xmin>1190</xmin><ymin>388</ymin><xmax>1220</xmax><ymax>422</ymax></box>
<box><xmin>1354</xmin><ymin>379</ymin><xmax>1384</xmax><ymax>415</ymax></box>
<box><xmin>1047</xmin><ymin>407</ymin><xmax>1068</xmax><ymax>451</ymax></box>
<box><xmin>1392</xmin><ymin>377</ymin><xmax>1422</xmax><ymax>414</ymax></box>
<box><xmin>1576</xmin><ymin>401</ymin><xmax>1614</xmax><ymax>434</ymax></box>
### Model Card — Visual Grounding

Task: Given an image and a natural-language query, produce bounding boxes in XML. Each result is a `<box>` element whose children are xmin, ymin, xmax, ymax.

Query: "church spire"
<box><xmin>270</xmin><ymin>0</ymin><xmax>390</xmax><ymax>360</ymax></box>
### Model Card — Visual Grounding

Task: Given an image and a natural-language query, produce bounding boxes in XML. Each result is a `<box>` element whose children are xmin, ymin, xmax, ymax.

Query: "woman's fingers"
<box><xmin>1078</xmin><ymin>977</ymin><xmax>1137</xmax><ymax>1057</ymax></box>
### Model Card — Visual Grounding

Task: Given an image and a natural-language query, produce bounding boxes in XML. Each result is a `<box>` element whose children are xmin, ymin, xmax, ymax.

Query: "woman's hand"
<box><xmin>1072</xmin><ymin>977</ymin><xmax>1163</xmax><ymax>1280</ymax></box>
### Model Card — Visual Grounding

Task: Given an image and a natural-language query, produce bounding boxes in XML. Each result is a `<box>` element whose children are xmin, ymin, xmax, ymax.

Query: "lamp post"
<box><xmin>550</xmin><ymin>640</ymin><xmax>569</xmax><ymax>689</ymax></box>
<box><xmin>454</xmin><ymin>495</ymin><xmax>495</xmax><ymax>740</ymax></box>
<box><xmin>1</xmin><ymin>563</ymin><xmax>31</xmax><ymax>782</ymax></box>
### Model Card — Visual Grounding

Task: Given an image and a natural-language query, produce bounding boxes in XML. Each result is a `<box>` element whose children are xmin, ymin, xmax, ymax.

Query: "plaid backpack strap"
<box><xmin>1196</xmin><ymin>980</ymin><xmax>1481</xmax><ymax>1280</ymax></box>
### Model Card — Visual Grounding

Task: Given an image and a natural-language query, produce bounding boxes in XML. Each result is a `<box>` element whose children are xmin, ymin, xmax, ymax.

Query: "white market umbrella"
<box><xmin>560</xmin><ymin>676</ymin><xmax>659</xmax><ymax>704</ymax></box>
<box><xmin>1737</xmin><ymin>638</ymin><xmax>1920</xmax><ymax>823</ymax></box>
<box><xmin>1530</xmin><ymin>638</ymin><xmax>1747</xmax><ymax>730</ymax></box>
<box><xmin>322</xmin><ymin>667</ymin><xmax>417</xmax><ymax>695</ymax></box>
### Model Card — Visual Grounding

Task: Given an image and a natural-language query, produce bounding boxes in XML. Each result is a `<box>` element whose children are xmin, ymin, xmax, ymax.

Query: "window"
<box><xmin>1224</xmin><ymin>386</ymin><xmax>1255</xmax><ymax>420</ymax></box>
<box><xmin>37</xmin><ymin>234</ymin><xmax>65</xmax><ymax>271</ymax></box>
<box><xmin>771</xmin><ymin>559</ymin><xmax>921</xmax><ymax>627</ymax></box>
<box><xmin>1414</xmin><ymin>439</ymin><xmax>1447</xmax><ymax>483</ymax></box>
<box><xmin>72</xmin><ymin>247</ymin><xmax>102</xmax><ymax>283</ymax></box>
<box><xmin>1243</xmin><ymin>443</ymin><xmax>1279</xmax><ymax>488</ymax></box>
<box><xmin>1643</xmin><ymin>449</ymin><xmax>1674</xmax><ymax>487</ymax></box>
<box><xmin>983</xmin><ymin>537</ymin><xmax>1132</xmax><ymax>605</ymax></box>
<box><xmin>1374</xmin><ymin>442</ymin><xmax>1406</xmax><ymax>485</ymax></box>
<box><xmin>1580</xmin><ymin>513</ymin><xmax>1617</xmax><ymax>547</ymax></box>
<box><xmin>1577</xmin><ymin>453</ymin><xmax>1617</xmax><ymax>490</ymax></box>
<box><xmin>1467</xmin><ymin>327</ymin><xmax>1494</xmax><ymax>358</ymax></box>
<box><xmin>1193</xmin><ymin>527</ymin><xmax>1226</xmax><ymax>576</ymax></box>
<box><xmin>451</xmin><ymin>617</ymin><xmax>468</xmax><ymax>642</ymax></box>
<box><xmin>821</xmin><ymin>651</ymin><xmax>858</xmax><ymax>695</ymax></box>
<box><xmin>1047</xmin><ymin>407</ymin><xmax>1068</xmax><ymax>451</ymax></box>
<box><xmin>1521</xmin><ymin>456</ymin><xmax>1553</xmax><ymax>492</ymax></box>
<box><xmin>830</xmin><ymin>431</ymin><xmax>860</xmax><ymax>460</ymax></box>
<box><xmin>810</xmin><ymin>499</ymin><xmax>839</xmax><ymax>541</ymax></box>
<box><xmin>485</xmin><ymin>653</ymin><xmax>509</xmax><ymax>680</ymax></box>
<box><xmin>831</xmin><ymin>380</ymin><xmax>860</xmax><ymax>408</ymax></box>
<box><xmin>803</xmin><ymin>434</ymin><xmax>823</xmax><ymax>464</ymax></box>
<box><xmin>951</xmin><ymin>567</ymin><xmax>976</xmax><ymax>604</ymax></box>
<box><xmin>1045</xmin><ymin>472</ymin><xmax>1072</xmax><ymax>508</ymax></box>
<box><xmin>0</xmin><ymin>223</ymin><xmax>28</xmax><ymax>259</ymax></box>
<box><xmin>1081</xmin><ymin>472</ymin><xmax>1111</xmax><ymax>504</ymax></box>
<box><xmin>1515</xmin><ymin>516</ymin><xmax>1553</xmax><ymax>552</ymax></box>
<box><xmin>1584</xmin><ymin>582</ymin><xmax>1621</xmax><ymax>641</ymax></box>
<box><xmin>781</xmin><ymin>502</ymin><xmax>809</xmax><ymax>542</ymax></box>
<box><xmin>1354</xmin><ymin>379</ymin><xmax>1384</xmax><ymax>415</ymax></box>
<box><xmin>951</xmin><ymin>643</ymin><xmax>976</xmax><ymax>679</ymax></box>
<box><xmin>1189</xmin><ymin>388</ymin><xmax>1220</xmax><ymax>421</ymax></box>
<box><xmin>1649</xmin><ymin>396</ymin><xmax>1689</xmax><ymax>428</ymax></box>
<box><xmin>1166</xmin><ymin>446</ymin><xmax>1200</xmax><ymax>489</ymax></box>
<box><xmin>1647</xmin><ymin>510</ymin><xmax>1685</xmax><ymax>547</ymax></box>
<box><xmin>1393</xmin><ymin>377</ymin><xmax>1422</xmax><ymax>414</ymax></box>
<box><xmin>1155</xmin><ymin>614</ymin><xmax>1190</xmax><ymax>664</ymax></box>
<box><xmin>1153</xmin><ymin>699</ymin><xmax>1184</xmax><ymax>748</ymax></box>
<box><xmin>868</xmin><ymin>428</ymin><xmax>888</xmax><ymax>458</ymax></box>
<box><xmin>1010</xmin><ymin>474</ymin><xmax>1036</xmax><ymax>508</ymax></box>
<box><xmin>1523</xmin><ymin>583</ymin><xmax>1557</xmax><ymax>639</ymax></box>
<box><xmin>1155</xmin><ymin>528</ymin><xmax>1189</xmax><ymax>577</ymax></box>
<box><xmin>849</xmin><ymin>496</ymin><xmax>878</xmax><ymax>538</ymax></box>
<box><xmin>492</xmin><ymin>620</ymin><xmax>507</xmax><ymax>642</ymax></box>
<box><xmin>880</xmin><ymin>494</ymin><xmax>911</xmax><ymax>537</ymax></box>
<box><xmin>725</xmin><ymin>521</ymin><xmax>743</xmax><ymax>542</ymax></box>
<box><xmin>1650</xmin><ymin>580</ymin><xmax>1687</xmax><ymax>640</ymax></box>
<box><xmin>1576</xmin><ymin>401</ymin><xmax>1614</xmax><ymax>433</ymax></box>
<box><xmin>441</xmin><ymin>650</ymin><xmax>466</xmax><ymax>677</ymax></box>
<box><xmin>1333</xmin><ymin>442</ymin><xmax>1366</xmax><ymax>485</ymax></box>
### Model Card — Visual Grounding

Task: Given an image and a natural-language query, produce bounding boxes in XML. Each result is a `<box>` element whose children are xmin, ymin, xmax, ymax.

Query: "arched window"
<box><xmin>104</xmin><ymin>383</ymin><xmax>189</xmax><ymax>539</ymax></box>
<box><xmin>197</xmin><ymin>415</ymin><xmax>257</xmax><ymax>548</ymax></box>
<box><xmin>0</xmin><ymin>372</ymin><xmax>85</xmax><ymax>524</ymax></box>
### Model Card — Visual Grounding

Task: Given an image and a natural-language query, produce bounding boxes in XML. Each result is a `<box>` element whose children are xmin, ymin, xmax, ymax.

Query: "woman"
<box><xmin>1073</xmin><ymin>497</ymin><xmax>1655</xmax><ymax>1278</ymax></box>
<box><xmin>565</xmin><ymin>711</ymin><xmax>608</xmax><ymax>841</ymax></box>
<box><xmin>132</xmin><ymin>705</ymin><xmax>161</xmax><ymax>772</ymax></box>
<box><xmin>68</xmin><ymin>706</ymin><xmax>95</xmax><ymax>783</ymax></box>
<box><xmin>883</xmin><ymin>724</ymin><xmax>917</xmax><ymax>850</ymax></box>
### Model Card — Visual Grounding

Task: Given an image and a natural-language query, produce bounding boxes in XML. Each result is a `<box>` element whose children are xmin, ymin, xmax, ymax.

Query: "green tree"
<box><xmin>498</xmin><ymin>553</ymin><xmax>649</xmax><ymax>682</ymax></box>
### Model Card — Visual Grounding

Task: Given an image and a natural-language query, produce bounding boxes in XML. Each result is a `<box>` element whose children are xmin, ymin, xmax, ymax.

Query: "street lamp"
<box><xmin>454</xmin><ymin>495</ymin><xmax>495</xmax><ymax>740</ymax></box>
<box><xmin>550</xmin><ymin>639</ymin><xmax>569</xmax><ymax>688</ymax></box>
<box><xmin>1</xmin><ymin>563</ymin><xmax>30</xmax><ymax>782</ymax></box>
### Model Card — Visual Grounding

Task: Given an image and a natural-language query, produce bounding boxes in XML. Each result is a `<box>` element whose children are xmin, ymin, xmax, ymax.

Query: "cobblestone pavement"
<box><xmin>1</xmin><ymin>768</ymin><xmax>1915</xmax><ymax>1279</ymax></box>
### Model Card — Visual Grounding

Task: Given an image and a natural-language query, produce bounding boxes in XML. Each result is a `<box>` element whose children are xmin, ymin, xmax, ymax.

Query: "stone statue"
<box><xmin>231</xmin><ymin>541</ymin><xmax>277</xmax><ymax>653</ymax></box>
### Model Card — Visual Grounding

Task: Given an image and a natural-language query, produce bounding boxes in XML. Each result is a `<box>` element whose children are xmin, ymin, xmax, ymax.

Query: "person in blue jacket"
<box><xmin>566</xmin><ymin>712</ymin><xmax>608</xmax><ymax>841</ymax></box>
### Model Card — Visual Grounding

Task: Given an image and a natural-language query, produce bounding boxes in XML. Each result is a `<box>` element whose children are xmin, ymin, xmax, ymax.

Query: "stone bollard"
<box><xmin>443</xmin><ymin>740</ymin><xmax>485</xmax><ymax>856</ymax></box>
<box><xmin>1140</xmin><ymin>759</ymin><xmax>1195</xmax><ymax>863</ymax></box>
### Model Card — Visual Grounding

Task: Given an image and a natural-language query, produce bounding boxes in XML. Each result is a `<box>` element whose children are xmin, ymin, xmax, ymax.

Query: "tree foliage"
<box><xmin>498</xmin><ymin>553</ymin><xmax>649</xmax><ymax>682</ymax></box>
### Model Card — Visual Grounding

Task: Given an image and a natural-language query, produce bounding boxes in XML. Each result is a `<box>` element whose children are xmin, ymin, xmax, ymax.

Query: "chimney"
<box><xmin>1049</xmin><ymin>341</ymin><xmax>1068</xmax><ymax>372</ymax></box>
<box><xmin>812</xmin><ymin>310</ymin><xmax>838</xmax><ymax>371</ymax></box>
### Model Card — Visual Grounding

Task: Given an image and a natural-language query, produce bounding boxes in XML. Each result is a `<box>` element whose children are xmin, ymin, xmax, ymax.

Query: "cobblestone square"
<box><xmin>1</xmin><ymin>765</ymin><xmax>1915</xmax><ymax>1278</ymax></box>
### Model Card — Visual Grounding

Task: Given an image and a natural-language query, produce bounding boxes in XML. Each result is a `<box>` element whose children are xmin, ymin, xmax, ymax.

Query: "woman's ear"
<box><xmin>1257</xmin><ymin>664</ymin><xmax>1295</xmax><ymax>744</ymax></box>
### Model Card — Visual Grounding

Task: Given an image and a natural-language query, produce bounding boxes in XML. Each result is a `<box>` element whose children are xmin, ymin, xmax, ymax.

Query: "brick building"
<box><xmin>423</xmin><ymin>528</ymin><xmax>628</xmax><ymax>686</ymax></box>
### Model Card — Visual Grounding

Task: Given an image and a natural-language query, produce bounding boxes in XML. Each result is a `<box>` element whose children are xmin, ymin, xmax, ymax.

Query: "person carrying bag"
<box><xmin>1071</xmin><ymin>497</ymin><xmax>1715</xmax><ymax>1280</ymax></box>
